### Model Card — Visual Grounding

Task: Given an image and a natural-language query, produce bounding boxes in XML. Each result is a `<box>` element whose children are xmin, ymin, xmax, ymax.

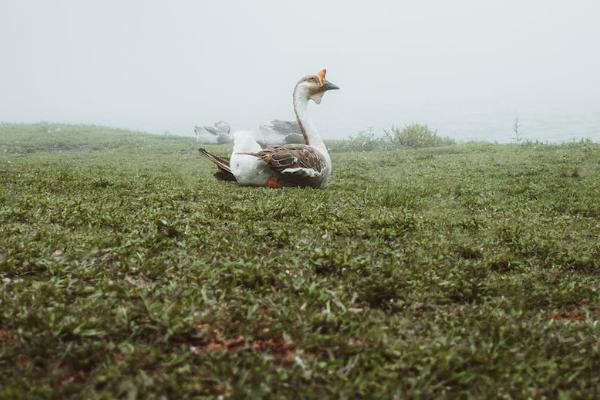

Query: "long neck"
<box><xmin>293</xmin><ymin>86</ymin><xmax>326</xmax><ymax>152</ymax></box>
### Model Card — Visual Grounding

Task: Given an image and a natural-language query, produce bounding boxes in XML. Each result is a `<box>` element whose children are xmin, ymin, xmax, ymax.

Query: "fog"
<box><xmin>1</xmin><ymin>0</ymin><xmax>599</xmax><ymax>142</ymax></box>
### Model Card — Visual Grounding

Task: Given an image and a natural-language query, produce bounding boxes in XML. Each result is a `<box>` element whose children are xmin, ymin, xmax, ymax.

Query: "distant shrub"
<box><xmin>328</xmin><ymin>124</ymin><xmax>456</xmax><ymax>152</ymax></box>
<box><xmin>563</xmin><ymin>138</ymin><xmax>597</xmax><ymax>148</ymax></box>
<box><xmin>327</xmin><ymin>128</ymin><xmax>387</xmax><ymax>152</ymax></box>
<box><xmin>385</xmin><ymin>124</ymin><xmax>455</xmax><ymax>148</ymax></box>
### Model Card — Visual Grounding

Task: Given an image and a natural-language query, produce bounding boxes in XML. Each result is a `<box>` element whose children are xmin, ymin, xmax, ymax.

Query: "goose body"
<box><xmin>199</xmin><ymin>69</ymin><xmax>339</xmax><ymax>188</ymax></box>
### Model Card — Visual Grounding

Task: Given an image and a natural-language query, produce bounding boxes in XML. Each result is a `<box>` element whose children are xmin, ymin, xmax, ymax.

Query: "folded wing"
<box><xmin>253</xmin><ymin>144</ymin><xmax>326</xmax><ymax>178</ymax></box>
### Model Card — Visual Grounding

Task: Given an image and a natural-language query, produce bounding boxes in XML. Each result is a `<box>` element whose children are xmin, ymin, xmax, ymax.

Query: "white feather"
<box><xmin>230</xmin><ymin>131</ymin><xmax>270</xmax><ymax>186</ymax></box>
<box><xmin>281</xmin><ymin>167</ymin><xmax>321</xmax><ymax>177</ymax></box>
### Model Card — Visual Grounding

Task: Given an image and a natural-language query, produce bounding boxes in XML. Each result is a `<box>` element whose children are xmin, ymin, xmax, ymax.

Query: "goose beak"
<box><xmin>323</xmin><ymin>80</ymin><xmax>340</xmax><ymax>91</ymax></box>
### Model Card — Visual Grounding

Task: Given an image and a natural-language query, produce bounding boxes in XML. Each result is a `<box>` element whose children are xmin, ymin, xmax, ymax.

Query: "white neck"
<box><xmin>293</xmin><ymin>86</ymin><xmax>327</xmax><ymax>153</ymax></box>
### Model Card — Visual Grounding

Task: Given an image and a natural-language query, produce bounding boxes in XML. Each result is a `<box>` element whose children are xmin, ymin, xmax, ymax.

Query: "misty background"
<box><xmin>1</xmin><ymin>0</ymin><xmax>599</xmax><ymax>143</ymax></box>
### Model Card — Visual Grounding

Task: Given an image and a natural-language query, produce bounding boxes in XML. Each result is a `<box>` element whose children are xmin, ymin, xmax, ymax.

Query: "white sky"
<box><xmin>1</xmin><ymin>0</ymin><xmax>599</xmax><ymax>141</ymax></box>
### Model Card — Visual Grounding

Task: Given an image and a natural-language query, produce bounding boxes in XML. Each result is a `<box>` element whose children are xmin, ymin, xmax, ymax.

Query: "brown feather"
<box><xmin>252</xmin><ymin>144</ymin><xmax>325</xmax><ymax>174</ymax></box>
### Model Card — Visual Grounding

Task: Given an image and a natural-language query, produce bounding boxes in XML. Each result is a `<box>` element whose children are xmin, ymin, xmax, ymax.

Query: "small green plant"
<box><xmin>384</xmin><ymin>124</ymin><xmax>455</xmax><ymax>148</ymax></box>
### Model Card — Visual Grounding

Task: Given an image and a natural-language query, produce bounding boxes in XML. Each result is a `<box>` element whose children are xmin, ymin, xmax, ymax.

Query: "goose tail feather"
<box><xmin>198</xmin><ymin>148</ymin><xmax>237</xmax><ymax>181</ymax></box>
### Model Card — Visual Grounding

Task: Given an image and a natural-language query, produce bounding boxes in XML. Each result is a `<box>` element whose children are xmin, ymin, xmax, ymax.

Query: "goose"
<box><xmin>258</xmin><ymin>120</ymin><xmax>305</xmax><ymax>144</ymax></box>
<box><xmin>194</xmin><ymin>121</ymin><xmax>232</xmax><ymax>144</ymax></box>
<box><xmin>199</xmin><ymin>68</ymin><xmax>339</xmax><ymax>188</ymax></box>
<box><xmin>195</xmin><ymin>119</ymin><xmax>302</xmax><ymax>145</ymax></box>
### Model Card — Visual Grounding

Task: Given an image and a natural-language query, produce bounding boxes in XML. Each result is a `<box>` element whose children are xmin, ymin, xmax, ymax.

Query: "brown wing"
<box><xmin>253</xmin><ymin>144</ymin><xmax>326</xmax><ymax>175</ymax></box>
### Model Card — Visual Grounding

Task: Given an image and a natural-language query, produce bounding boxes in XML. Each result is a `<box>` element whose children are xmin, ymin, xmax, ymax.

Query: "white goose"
<box><xmin>194</xmin><ymin>121</ymin><xmax>232</xmax><ymax>144</ymax></box>
<box><xmin>199</xmin><ymin>68</ymin><xmax>339</xmax><ymax>188</ymax></box>
<box><xmin>258</xmin><ymin>120</ymin><xmax>304</xmax><ymax>144</ymax></box>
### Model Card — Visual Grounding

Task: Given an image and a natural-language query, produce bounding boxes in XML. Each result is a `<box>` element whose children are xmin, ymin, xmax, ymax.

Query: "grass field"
<box><xmin>1</xmin><ymin>123</ymin><xmax>599</xmax><ymax>399</ymax></box>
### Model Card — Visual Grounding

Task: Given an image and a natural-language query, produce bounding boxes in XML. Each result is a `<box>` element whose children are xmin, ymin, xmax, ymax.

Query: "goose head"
<box><xmin>295</xmin><ymin>68</ymin><xmax>339</xmax><ymax>104</ymax></box>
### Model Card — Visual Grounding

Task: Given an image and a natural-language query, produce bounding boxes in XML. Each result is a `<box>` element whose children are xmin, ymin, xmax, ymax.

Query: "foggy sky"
<box><xmin>1</xmin><ymin>0</ymin><xmax>599</xmax><ymax>141</ymax></box>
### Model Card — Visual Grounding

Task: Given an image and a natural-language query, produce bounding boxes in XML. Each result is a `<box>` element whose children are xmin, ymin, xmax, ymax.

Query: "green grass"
<box><xmin>1</xmin><ymin>123</ymin><xmax>599</xmax><ymax>399</ymax></box>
